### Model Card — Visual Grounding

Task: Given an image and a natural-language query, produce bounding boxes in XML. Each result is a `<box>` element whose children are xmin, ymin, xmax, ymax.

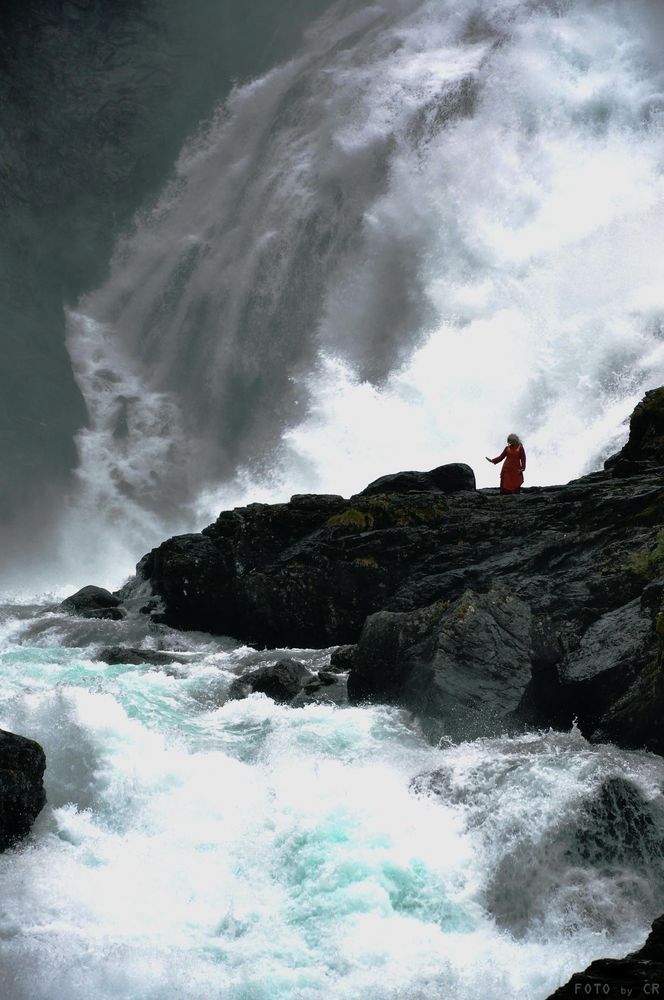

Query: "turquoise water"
<box><xmin>0</xmin><ymin>604</ymin><xmax>663</xmax><ymax>999</ymax></box>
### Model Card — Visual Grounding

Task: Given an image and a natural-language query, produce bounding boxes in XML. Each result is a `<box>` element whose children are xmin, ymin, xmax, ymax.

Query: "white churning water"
<box><xmin>0</xmin><ymin>606</ymin><xmax>663</xmax><ymax>999</ymax></box>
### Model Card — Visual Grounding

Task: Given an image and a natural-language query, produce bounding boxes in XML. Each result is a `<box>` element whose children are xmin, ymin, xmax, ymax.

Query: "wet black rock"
<box><xmin>94</xmin><ymin>646</ymin><xmax>190</xmax><ymax>667</ymax></box>
<box><xmin>357</xmin><ymin>462</ymin><xmax>476</xmax><ymax>497</ymax></box>
<box><xmin>329</xmin><ymin>645</ymin><xmax>357</xmax><ymax>672</ymax></box>
<box><xmin>605</xmin><ymin>388</ymin><xmax>664</xmax><ymax>477</ymax></box>
<box><xmin>546</xmin><ymin>914</ymin><xmax>664</xmax><ymax>998</ymax></box>
<box><xmin>317</xmin><ymin>670</ymin><xmax>341</xmax><ymax>685</ymax></box>
<box><xmin>137</xmin><ymin>489</ymin><xmax>453</xmax><ymax>646</ymax></box>
<box><xmin>0</xmin><ymin>729</ymin><xmax>46</xmax><ymax>851</ymax></box>
<box><xmin>61</xmin><ymin>586</ymin><xmax>125</xmax><ymax>620</ymax></box>
<box><xmin>133</xmin><ymin>387</ymin><xmax>664</xmax><ymax>754</ymax></box>
<box><xmin>290</xmin><ymin>672</ymin><xmax>349</xmax><ymax>708</ymax></box>
<box><xmin>229</xmin><ymin>658</ymin><xmax>311</xmax><ymax>703</ymax></box>
<box><xmin>227</xmin><ymin>659</ymin><xmax>349</xmax><ymax>708</ymax></box>
<box><xmin>347</xmin><ymin>585</ymin><xmax>533</xmax><ymax>742</ymax></box>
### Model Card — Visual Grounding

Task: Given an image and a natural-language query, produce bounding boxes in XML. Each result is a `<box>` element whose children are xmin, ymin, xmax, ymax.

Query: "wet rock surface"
<box><xmin>0</xmin><ymin>729</ymin><xmax>46</xmax><ymax>851</ymax></box>
<box><xmin>93</xmin><ymin>646</ymin><xmax>191</xmax><ymax>668</ymax></box>
<box><xmin>546</xmin><ymin>914</ymin><xmax>664</xmax><ymax>999</ymax></box>
<box><xmin>229</xmin><ymin>658</ymin><xmax>311</xmax><ymax>703</ymax></box>
<box><xmin>229</xmin><ymin>658</ymin><xmax>348</xmax><ymax>708</ymax></box>
<box><xmin>61</xmin><ymin>586</ymin><xmax>125</xmax><ymax>621</ymax></box>
<box><xmin>347</xmin><ymin>585</ymin><xmax>533</xmax><ymax>741</ymax></box>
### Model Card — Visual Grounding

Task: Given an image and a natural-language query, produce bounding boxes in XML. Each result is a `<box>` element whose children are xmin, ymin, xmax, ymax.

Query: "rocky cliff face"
<box><xmin>129</xmin><ymin>390</ymin><xmax>664</xmax><ymax>754</ymax></box>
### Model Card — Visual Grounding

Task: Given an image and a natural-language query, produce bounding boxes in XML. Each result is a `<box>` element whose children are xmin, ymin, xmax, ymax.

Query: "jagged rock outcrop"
<box><xmin>0</xmin><ymin>729</ymin><xmax>46</xmax><ymax>851</ymax></box>
<box><xmin>347</xmin><ymin>586</ymin><xmax>533</xmax><ymax>742</ymax></box>
<box><xmin>132</xmin><ymin>390</ymin><xmax>664</xmax><ymax>753</ymax></box>
<box><xmin>138</xmin><ymin>477</ymin><xmax>461</xmax><ymax>646</ymax></box>
<box><xmin>605</xmin><ymin>387</ymin><xmax>664</xmax><ymax>477</ymax></box>
<box><xmin>546</xmin><ymin>914</ymin><xmax>664</xmax><ymax>998</ymax></box>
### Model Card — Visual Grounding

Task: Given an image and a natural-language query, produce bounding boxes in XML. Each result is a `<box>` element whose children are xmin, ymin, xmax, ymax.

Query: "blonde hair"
<box><xmin>507</xmin><ymin>433</ymin><xmax>521</xmax><ymax>446</ymax></box>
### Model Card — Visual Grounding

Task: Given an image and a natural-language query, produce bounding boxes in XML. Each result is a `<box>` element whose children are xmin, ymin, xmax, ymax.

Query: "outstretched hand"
<box><xmin>485</xmin><ymin>456</ymin><xmax>493</xmax><ymax>463</ymax></box>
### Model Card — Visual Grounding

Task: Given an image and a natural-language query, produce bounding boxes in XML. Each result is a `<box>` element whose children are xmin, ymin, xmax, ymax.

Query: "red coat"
<box><xmin>491</xmin><ymin>444</ymin><xmax>526</xmax><ymax>492</ymax></box>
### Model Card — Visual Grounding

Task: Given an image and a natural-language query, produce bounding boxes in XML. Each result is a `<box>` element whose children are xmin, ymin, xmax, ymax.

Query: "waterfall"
<box><xmin>63</xmin><ymin>0</ymin><xmax>664</xmax><ymax>585</ymax></box>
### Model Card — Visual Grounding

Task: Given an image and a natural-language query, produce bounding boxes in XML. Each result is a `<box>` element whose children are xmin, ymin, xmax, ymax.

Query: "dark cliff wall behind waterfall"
<box><xmin>0</xmin><ymin>0</ymin><xmax>331</xmax><ymax>581</ymax></box>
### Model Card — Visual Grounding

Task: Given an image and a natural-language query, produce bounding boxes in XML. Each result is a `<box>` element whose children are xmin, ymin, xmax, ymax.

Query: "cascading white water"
<box><xmin>63</xmin><ymin>0</ymin><xmax>664</xmax><ymax>587</ymax></box>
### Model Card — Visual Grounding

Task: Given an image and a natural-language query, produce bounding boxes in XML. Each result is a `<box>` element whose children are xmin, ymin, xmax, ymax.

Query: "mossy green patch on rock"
<box><xmin>627</xmin><ymin>529</ymin><xmax>664</xmax><ymax>582</ymax></box>
<box><xmin>453</xmin><ymin>592</ymin><xmax>480</xmax><ymax>622</ymax></box>
<box><xmin>326</xmin><ymin>497</ymin><xmax>447</xmax><ymax>532</ymax></box>
<box><xmin>326</xmin><ymin>508</ymin><xmax>375</xmax><ymax>531</ymax></box>
<box><xmin>367</xmin><ymin>496</ymin><xmax>447</xmax><ymax>527</ymax></box>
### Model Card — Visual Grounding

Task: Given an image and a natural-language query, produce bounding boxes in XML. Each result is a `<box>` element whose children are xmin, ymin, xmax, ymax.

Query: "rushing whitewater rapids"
<box><xmin>57</xmin><ymin>0</ymin><xmax>664</xmax><ymax>588</ymax></box>
<box><xmin>1</xmin><ymin>602</ymin><xmax>663</xmax><ymax>1000</ymax></box>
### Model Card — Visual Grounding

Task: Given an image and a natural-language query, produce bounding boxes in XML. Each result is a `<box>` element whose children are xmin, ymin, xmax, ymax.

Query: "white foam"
<box><xmin>1</xmin><ymin>649</ymin><xmax>662</xmax><ymax>1000</ymax></box>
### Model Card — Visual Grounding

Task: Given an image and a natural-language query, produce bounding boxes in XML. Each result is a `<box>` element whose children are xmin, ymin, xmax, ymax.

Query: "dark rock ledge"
<box><xmin>0</xmin><ymin>729</ymin><xmax>46</xmax><ymax>851</ymax></box>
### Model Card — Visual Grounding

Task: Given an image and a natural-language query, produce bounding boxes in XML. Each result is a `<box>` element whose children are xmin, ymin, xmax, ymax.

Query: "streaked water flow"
<box><xmin>61</xmin><ymin>0</ymin><xmax>664</xmax><ymax>587</ymax></box>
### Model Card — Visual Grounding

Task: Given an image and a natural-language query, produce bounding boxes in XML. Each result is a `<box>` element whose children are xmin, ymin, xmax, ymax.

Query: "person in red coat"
<box><xmin>486</xmin><ymin>434</ymin><xmax>526</xmax><ymax>494</ymax></box>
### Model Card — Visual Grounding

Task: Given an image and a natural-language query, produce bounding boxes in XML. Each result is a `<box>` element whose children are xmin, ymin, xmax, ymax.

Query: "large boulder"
<box><xmin>0</xmin><ymin>729</ymin><xmax>46</xmax><ymax>850</ymax></box>
<box><xmin>139</xmin><ymin>491</ymin><xmax>453</xmax><ymax>646</ymax></box>
<box><xmin>348</xmin><ymin>586</ymin><xmax>533</xmax><ymax>742</ymax></box>
<box><xmin>61</xmin><ymin>585</ymin><xmax>124</xmax><ymax>621</ymax></box>
<box><xmin>93</xmin><ymin>646</ymin><xmax>190</xmax><ymax>667</ymax></box>
<box><xmin>357</xmin><ymin>463</ymin><xmax>476</xmax><ymax>497</ymax></box>
<box><xmin>546</xmin><ymin>914</ymin><xmax>664</xmax><ymax>998</ymax></box>
<box><xmin>228</xmin><ymin>658</ymin><xmax>349</xmax><ymax>707</ymax></box>
<box><xmin>229</xmin><ymin>658</ymin><xmax>311</xmax><ymax>703</ymax></box>
<box><xmin>516</xmin><ymin>596</ymin><xmax>664</xmax><ymax>756</ymax></box>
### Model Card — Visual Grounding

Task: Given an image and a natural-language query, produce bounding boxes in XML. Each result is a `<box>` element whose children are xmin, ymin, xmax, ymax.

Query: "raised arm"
<box><xmin>486</xmin><ymin>447</ymin><xmax>507</xmax><ymax>464</ymax></box>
